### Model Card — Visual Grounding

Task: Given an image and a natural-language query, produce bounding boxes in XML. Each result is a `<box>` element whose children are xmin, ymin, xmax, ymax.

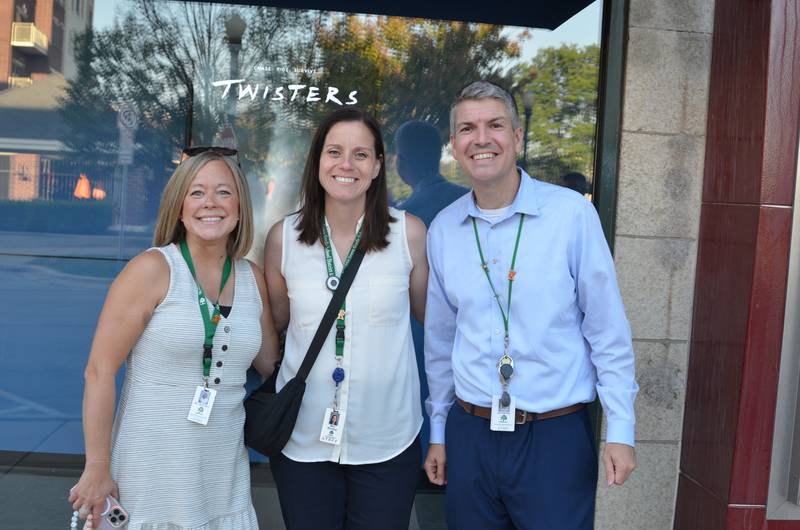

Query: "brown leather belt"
<box><xmin>456</xmin><ymin>397</ymin><xmax>585</xmax><ymax>425</ymax></box>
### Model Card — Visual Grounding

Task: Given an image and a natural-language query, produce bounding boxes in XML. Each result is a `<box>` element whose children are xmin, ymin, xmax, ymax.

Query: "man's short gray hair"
<box><xmin>449</xmin><ymin>81</ymin><xmax>521</xmax><ymax>136</ymax></box>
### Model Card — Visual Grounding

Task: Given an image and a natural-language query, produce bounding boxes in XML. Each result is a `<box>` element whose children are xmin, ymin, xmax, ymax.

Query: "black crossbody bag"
<box><xmin>244</xmin><ymin>248</ymin><xmax>365</xmax><ymax>457</ymax></box>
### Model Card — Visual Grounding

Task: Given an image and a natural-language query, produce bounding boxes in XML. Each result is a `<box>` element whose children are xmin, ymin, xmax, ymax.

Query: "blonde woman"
<box><xmin>69</xmin><ymin>148</ymin><xmax>279</xmax><ymax>529</ymax></box>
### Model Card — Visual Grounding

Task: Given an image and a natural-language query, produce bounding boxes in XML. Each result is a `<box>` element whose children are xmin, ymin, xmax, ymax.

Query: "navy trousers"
<box><xmin>270</xmin><ymin>437</ymin><xmax>421</xmax><ymax>530</ymax></box>
<box><xmin>445</xmin><ymin>404</ymin><xmax>598</xmax><ymax>530</ymax></box>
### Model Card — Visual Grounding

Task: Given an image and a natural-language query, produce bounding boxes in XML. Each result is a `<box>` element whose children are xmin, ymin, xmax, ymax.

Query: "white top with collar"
<box><xmin>278</xmin><ymin>207</ymin><xmax>422</xmax><ymax>464</ymax></box>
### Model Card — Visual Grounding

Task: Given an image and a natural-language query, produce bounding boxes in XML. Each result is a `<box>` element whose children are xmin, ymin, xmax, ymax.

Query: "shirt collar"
<box><xmin>460</xmin><ymin>167</ymin><xmax>541</xmax><ymax>223</ymax></box>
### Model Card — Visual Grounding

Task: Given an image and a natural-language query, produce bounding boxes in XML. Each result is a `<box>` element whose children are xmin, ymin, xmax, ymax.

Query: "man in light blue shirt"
<box><xmin>423</xmin><ymin>81</ymin><xmax>638</xmax><ymax>529</ymax></box>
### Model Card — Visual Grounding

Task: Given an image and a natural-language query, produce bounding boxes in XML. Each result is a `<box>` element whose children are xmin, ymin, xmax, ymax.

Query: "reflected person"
<box><xmin>395</xmin><ymin>120</ymin><xmax>468</xmax><ymax>452</ymax></box>
<box><xmin>396</xmin><ymin>120</ymin><xmax>469</xmax><ymax>227</ymax></box>
<box><xmin>561</xmin><ymin>171</ymin><xmax>590</xmax><ymax>195</ymax></box>
<box><xmin>264</xmin><ymin>108</ymin><xmax>428</xmax><ymax>530</ymax></box>
<box><xmin>69</xmin><ymin>149</ymin><xmax>280</xmax><ymax>529</ymax></box>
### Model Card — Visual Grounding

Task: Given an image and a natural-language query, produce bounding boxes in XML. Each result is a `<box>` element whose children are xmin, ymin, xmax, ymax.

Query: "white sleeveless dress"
<box><xmin>278</xmin><ymin>207</ymin><xmax>423</xmax><ymax>465</ymax></box>
<box><xmin>109</xmin><ymin>243</ymin><xmax>260</xmax><ymax>530</ymax></box>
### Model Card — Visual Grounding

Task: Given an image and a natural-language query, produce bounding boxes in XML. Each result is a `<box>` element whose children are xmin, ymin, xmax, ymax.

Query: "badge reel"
<box><xmin>491</xmin><ymin>355</ymin><xmax>516</xmax><ymax>432</ymax></box>
<box><xmin>326</xmin><ymin>276</ymin><xmax>340</xmax><ymax>291</ymax></box>
<box><xmin>320</xmin><ymin>367</ymin><xmax>346</xmax><ymax>445</ymax></box>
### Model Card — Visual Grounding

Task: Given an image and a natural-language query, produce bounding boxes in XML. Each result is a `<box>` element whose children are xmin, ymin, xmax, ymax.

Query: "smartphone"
<box><xmin>96</xmin><ymin>496</ymin><xmax>129</xmax><ymax>529</ymax></box>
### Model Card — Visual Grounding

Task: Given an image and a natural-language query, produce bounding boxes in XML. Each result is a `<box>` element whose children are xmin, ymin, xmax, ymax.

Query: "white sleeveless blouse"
<box><xmin>278</xmin><ymin>207</ymin><xmax>422</xmax><ymax>464</ymax></box>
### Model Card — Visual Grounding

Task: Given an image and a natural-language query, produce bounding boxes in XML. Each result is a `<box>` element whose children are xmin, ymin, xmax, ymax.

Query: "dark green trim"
<box><xmin>594</xmin><ymin>0</ymin><xmax>628</xmax><ymax>253</ymax></box>
<box><xmin>588</xmin><ymin>0</ymin><xmax>628</xmax><ymax>440</ymax></box>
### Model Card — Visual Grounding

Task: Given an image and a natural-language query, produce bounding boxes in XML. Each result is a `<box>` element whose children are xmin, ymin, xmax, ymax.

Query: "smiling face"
<box><xmin>450</xmin><ymin>98</ymin><xmax>523</xmax><ymax>189</ymax></box>
<box><xmin>318</xmin><ymin>120</ymin><xmax>382</xmax><ymax>207</ymax></box>
<box><xmin>180</xmin><ymin>160</ymin><xmax>240</xmax><ymax>245</ymax></box>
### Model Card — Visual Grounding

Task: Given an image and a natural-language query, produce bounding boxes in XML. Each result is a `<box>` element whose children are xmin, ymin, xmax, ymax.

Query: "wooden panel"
<box><xmin>761</xmin><ymin>1</ymin><xmax>800</xmax><ymax>205</ymax></box>
<box><xmin>702</xmin><ymin>1</ymin><xmax>771</xmax><ymax>204</ymax></box>
<box><xmin>674</xmin><ymin>474</ymin><xmax>726</xmax><ymax>530</ymax></box>
<box><xmin>730</xmin><ymin>206</ymin><xmax>793</xmax><ymax>503</ymax></box>
<box><xmin>725</xmin><ymin>507</ymin><xmax>766</xmax><ymax>530</ymax></box>
<box><xmin>681</xmin><ymin>203</ymin><xmax>758</xmax><ymax>500</ymax></box>
<box><xmin>679</xmin><ymin>0</ymin><xmax>800</xmax><ymax>525</ymax></box>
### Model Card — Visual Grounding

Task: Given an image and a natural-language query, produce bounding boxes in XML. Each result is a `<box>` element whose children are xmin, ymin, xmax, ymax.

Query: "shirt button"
<box><xmin>221</xmin><ymin>345</ymin><xmax>228</xmax><ymax>351</ymax></box>
<box><xmin>491</xmin><ymin>258</ymin><xmax>497</xmax><ymax>264</ymax></box>
<box><xmin>216</xmin><ymin>361</ymin><xmax>223</xmax><ymax>367</ymax></box>
<box><xmin>224</xmin><ymin>326</ymin><xmax>230</xmax><ymax>333</ymax></box>
<box><xmin>214</xmin><ymin>377</ymin><xmax>221</xmax><ymax>384</ymax></box>
<box><xmin>494</xmin><ymin>328</ymin><xmax>501</xmax><ymax>335</ymax></box>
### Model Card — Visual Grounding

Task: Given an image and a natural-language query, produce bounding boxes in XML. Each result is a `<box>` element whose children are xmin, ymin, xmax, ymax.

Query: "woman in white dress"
<box><xmin>263</xmin><ymin>108</ymin><xmax>428</xmax><ymax>530</ymax></box>
<box><xmin>69</xmin><ymin>148</ymin><xmax>279</xmax><ymax>529</ymax></box>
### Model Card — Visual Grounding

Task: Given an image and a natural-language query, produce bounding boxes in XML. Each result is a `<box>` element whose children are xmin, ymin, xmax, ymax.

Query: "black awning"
<box><xmin>193</xmin><ymin>0</ymin><xmax>596</xmax><ymax>30</ymax></box>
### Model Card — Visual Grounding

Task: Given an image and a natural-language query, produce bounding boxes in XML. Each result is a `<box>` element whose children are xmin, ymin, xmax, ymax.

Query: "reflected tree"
<box><xmin>312</xmin><ymin>15</ymin><xmax>526</xmax><ymax>198</ymax></box>
<box><xmin>58</xmin><ymin>1</ymin><xmax>533</xmax><ymax>207</ymax></box>
<box><xmin>512</xmin><ymin>44</ymin><xmax>600</xmax><ymax>183</ymax></box>
<box><xmin>315</xmin><ymin>16</ymin><xmax>524</xmax><ymax>142</ymax></box>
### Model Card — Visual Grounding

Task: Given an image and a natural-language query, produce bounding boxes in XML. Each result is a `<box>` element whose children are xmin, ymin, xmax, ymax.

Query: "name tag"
<box><xmin>187</xmin><ymin>385</ymin><xmax>217</xmax><ymax>425</ymax></box>
<box><xmin>490</xmin><ymin>394</ymin><xmax>516</xmax><ymax>432</ymax></box>
<box><xmin>319</xmin><ymin>408</ymin><xmax>345</xmax><ymax>445</ymax></box>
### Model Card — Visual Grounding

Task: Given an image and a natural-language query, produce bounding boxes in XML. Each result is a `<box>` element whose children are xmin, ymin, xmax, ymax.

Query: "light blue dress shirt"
<box><xmin>424</xmin><ymin>169</ymin><xmax>638</xmax><ymax>447</ymax></box>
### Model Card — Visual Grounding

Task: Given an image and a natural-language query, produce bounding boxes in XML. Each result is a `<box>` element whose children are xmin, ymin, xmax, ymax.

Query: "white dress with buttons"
<box><xmin>109</xmin><ymin>243</ymin><xmax>260</xmax><ymax>529</ymax></box>
<box><xmin>278</xmin><ymin>207</ymin><xmax>423</xmax><ymax>464</ymax></box>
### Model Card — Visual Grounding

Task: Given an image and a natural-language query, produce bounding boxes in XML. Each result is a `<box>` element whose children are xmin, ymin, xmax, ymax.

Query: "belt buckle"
<box><xmin>516</xmin><ymin>410</ymin><xmax>528</xmax><ymax>425</ymax></box>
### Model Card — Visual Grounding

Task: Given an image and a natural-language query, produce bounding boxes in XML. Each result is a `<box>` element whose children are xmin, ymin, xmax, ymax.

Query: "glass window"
<box><xmin>3</xmin><ymin>0</ymin><xmax>608</xmax><ymax>456</ymax></box>
<box><xmin>1</xmin><ymin>0</ymin><xmax>604</xmax><ymax>526</ymax></box>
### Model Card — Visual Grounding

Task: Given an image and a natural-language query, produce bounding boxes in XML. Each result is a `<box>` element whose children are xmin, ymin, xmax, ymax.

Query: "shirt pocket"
<box><xmin>288</xmin><ymin>281</ymin><xmax>327</xmax><ymax>330</ymax></box>
<box><xmin>368</xmin><ymin>276</ymin><xmax>410</xmax><ymax>326</ymax></box>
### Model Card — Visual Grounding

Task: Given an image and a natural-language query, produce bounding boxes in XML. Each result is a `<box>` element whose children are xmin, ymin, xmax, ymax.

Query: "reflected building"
<box><xmin>0</xmin><ymin>0</ymin><xmax>94</xmax><ymax>202</ymax></box>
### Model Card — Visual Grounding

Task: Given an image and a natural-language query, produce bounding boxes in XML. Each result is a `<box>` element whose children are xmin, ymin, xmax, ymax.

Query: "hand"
<box><xmin>68</xmin><ymin>462</ymin><xmax>119</xmax><ymax>524</ymax></box>
<box><xmin>424</xmin><ymin>443</ymin><xmax>447</xmax><ymax>485</ymax></box>
<box><xmin>602</xmin><ymin>442</ymin><xmax>636</xmax><ymax>485</ymax></box>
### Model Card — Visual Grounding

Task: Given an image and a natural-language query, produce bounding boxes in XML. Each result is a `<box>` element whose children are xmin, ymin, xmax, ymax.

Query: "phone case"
<box><xmin>95</xmin><ymin>496</ymin><xmax>129</xmax><ymax>529</ymax></box>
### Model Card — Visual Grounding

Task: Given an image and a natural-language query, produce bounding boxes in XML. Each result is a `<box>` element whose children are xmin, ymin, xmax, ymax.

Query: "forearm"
<box><xmin>253</xmin><ymin>328</ymin><xmax>280</xmax><ymax>379</ymax></box>
<box><xmin>82</xmin><ymin>368</ymin><xmax>118</xmax><ymax>468</ymax></box>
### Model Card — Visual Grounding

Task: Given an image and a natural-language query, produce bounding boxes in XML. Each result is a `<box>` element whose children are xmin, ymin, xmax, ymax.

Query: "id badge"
<box><xmin>319</xmin><ymin>408</ymin><xmax>345</xmax><ymax>445</ymax></box>
<box><xmin>187</xmin><ymin>385</ymin><xmax>217</xmax><ymax>425</ymax></box>
<box><xmin>490</xmin><ymin>394</ymin><xmax>516</xmax><ymax>432</ymax></box>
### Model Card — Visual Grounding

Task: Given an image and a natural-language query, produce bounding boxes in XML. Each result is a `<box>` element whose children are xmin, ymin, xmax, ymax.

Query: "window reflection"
<box><xmin>0</xmin><ymin>0</ymin><xmax>603</xmax><ymax>457</ymax></box>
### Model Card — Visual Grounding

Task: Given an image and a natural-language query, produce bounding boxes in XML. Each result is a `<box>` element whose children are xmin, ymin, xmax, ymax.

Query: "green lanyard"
<box><xmin>471</xmin><ymin>213</ymin><xmax>525</xmax><ymax>353</ymax></box>
<box><xmin>179</xmin><ymin>239</ymin><xmax>232</xmax><ymax>380</ymax></box>
<box><xmin>321</xmin><ymin>220</ymin><xmax>362</xmax><ymax>362</ymax></box>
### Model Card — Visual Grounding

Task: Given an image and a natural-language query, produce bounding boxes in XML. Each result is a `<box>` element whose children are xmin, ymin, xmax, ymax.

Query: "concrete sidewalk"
<box><xmin>0</xmin><ymin>459</ymin><xmax>446</xmax><ymax>530</ymax></box>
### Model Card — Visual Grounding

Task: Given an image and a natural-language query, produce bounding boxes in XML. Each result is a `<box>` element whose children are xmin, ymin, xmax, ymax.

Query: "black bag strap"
<box><xmin>296</xmin><ymin>248</ymin><xmax>365</xmax><ymax>382</ymax></box>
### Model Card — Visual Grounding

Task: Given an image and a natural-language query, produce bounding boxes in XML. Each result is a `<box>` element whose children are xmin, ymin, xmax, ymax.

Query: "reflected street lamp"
<box><xmin>225</xmin><ymin>13</ymin><xmax>246</xmax><ymax>124</ymax></box>
<box><xmin>522</xmin><ymin>90</ymin><xmax>535</xmax><ymax>168</ymax></box>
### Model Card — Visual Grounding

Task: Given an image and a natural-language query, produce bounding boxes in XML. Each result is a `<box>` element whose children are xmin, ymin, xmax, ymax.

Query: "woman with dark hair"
<box><xmin>264</xmin><ymin>108</ymin><xmax>428</xmax><ymax>529</ymax></box>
